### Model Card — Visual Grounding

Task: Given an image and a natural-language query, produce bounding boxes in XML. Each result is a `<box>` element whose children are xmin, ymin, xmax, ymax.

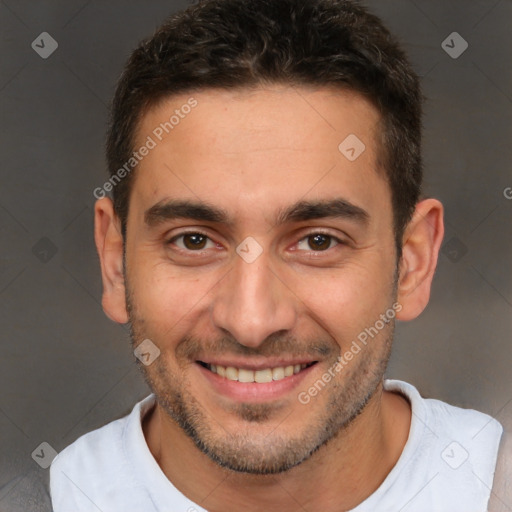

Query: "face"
<box><xmin>123</xmin><ymin>86</ymin><xmax>399</xmax><ymax>474</ymax></box>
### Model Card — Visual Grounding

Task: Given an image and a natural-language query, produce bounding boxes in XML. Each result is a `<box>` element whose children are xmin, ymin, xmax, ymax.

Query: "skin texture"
<box><xmin>94</xmin><ymin>85</ymin><xmax>444</xmax><ymax>511</ymax></box>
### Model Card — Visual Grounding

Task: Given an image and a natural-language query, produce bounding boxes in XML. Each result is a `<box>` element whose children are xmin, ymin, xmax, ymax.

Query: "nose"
<box><xmin>211</xmin><ymin>250</ymin><xmax>297</xmax><ymax>348</ymax></box>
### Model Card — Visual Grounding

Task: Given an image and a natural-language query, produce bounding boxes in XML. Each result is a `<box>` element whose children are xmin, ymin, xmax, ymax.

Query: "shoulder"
<box><xmin>383</xmin><ymin>379</ymin><xmax>503</xmax><ymax>511</ymax></box>
<box><xmin>50</xmin><ymin>411</ymin><xmax>126</xmax><ymax>478</ymax></box>
<box><xmin>50</xmin><ymin>395</ymin><xmax>155</xmax><ymax>509</ymax></box>
<box><xmin>385</xmin><ymin>379</ymin><xmax>503</xmax><ymax>447</ymax></box>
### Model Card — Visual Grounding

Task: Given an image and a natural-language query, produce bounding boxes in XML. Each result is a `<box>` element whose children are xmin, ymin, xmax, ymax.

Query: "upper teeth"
<box><xmin>208</xmin><ymin>363</ymin><xmax>309</xmax><ymax>383</ymax></box>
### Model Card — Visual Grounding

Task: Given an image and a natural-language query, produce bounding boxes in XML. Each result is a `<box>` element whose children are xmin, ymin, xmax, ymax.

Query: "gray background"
<box><xmin>0</xmin><ymin>0</ymin><xmax>511</xmax><ymax>510</ymax></box>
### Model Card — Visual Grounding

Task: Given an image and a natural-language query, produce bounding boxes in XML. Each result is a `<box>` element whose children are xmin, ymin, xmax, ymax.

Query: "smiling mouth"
<box><xmin>197</xmin><ymin>361</ymin><xmax>318</xmax><ymax>383</ymax></box>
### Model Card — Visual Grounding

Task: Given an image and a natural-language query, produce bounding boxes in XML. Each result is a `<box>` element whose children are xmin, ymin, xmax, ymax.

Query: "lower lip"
<box><xmin>196</xmin><ymin>363</ymin><xmax>318</xmax><ymax>403</ymax></box>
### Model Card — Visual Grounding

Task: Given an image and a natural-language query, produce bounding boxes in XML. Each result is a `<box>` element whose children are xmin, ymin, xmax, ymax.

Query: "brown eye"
<box><xmin>297</xmin><ymin>233</ymin><xmax>340</xmax><ymax>252</ymax></box>
<box><xmin>183</xmin><ymin>233</ymin><xmax>207</xmax><ymax>249</ymax></box>
<box><xmin>308</xmin><ymin>234</ymin><xmax>331</xmax><ymax>250</ymax></box>
<box><xmin>171</xmin><ymin>233</ymin><xmax>215</xmax><ymax>251</ymax></box>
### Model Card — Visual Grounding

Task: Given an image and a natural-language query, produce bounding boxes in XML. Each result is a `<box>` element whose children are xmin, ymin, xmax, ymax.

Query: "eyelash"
<box><xmin>166</xmin><ymin>230</ymin><xmax>345</xmax><ymax>254</ymax></box>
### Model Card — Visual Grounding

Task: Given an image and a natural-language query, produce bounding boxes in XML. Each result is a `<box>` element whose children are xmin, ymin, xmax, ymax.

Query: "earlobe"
<box><xmin>94</xmin><ymin>197</ymin><xmax>129</xmax><ymax>324</ymax></box>
<box><xmin>396</xmin><ymin>198</ymin><xmax>444</xmax><ymax>322</ymax></box>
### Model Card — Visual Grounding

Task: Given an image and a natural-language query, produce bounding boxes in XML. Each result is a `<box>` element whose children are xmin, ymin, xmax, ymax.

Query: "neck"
<box><xmin>143</xmin><ymin>383</ymin><xmax>411</xmax><ymax>512</ymax></box>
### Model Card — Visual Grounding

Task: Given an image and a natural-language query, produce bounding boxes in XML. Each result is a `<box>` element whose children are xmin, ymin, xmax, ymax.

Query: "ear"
<box><xmin>94</xmin><ymin>197</ymin><xmax>129</xmax><ymax>324</ymax></box>
<box><xmin>396</xmin><ymin>198</ymin><xmax>444</xmax><ymax>321</ymax></box>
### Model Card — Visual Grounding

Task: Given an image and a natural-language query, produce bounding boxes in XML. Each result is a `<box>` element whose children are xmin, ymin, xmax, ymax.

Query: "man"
<box><xmin>50</xmin><ymin>0</ymin><xmax>503</xmax><ymax>510</ymax></box>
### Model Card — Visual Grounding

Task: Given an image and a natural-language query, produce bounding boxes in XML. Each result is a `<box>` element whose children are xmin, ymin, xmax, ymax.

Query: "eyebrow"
<box><xmin>275</xmin><ymin>198</ymin><xmax>369</xmax><ymax>226</ymax></box>
<box><xmin>144</xmin><ymin>199</ymin><xmax>229</xmax><ymax>227</ymax></box>
<box><xmin>144</xmin><ymin>198</ymin><xmax>369</xmax><ymax>228</ymax></box>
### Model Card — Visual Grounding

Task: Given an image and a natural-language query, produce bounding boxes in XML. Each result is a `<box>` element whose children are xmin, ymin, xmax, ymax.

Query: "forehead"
<box><xmin>129</xmin><ymin>85</ymin><xmax>391</xmax><ymax>231</ymax></box>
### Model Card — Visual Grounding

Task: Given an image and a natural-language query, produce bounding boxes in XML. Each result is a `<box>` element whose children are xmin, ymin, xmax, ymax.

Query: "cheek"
<box><xmin>127</xmin><ymin>256</ymin><xmax>217</xmax><ymax>329</ymax></box>
<box><xmin>287</xmin><ymin>259</ymin><xmax>394</xmax><ymax>344</ymax></box>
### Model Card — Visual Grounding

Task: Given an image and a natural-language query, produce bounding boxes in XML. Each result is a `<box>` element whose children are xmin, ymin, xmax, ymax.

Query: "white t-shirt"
<box><xmin>50</xmin><ymin>379</ymin><xmax>503</xmax><ymax>512</ymax></box>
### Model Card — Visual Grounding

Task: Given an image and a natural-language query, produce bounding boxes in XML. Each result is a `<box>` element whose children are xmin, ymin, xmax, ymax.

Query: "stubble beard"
<box><xmin>125</xmin><ymin>274</ymin><xmax>396</xmax><ymax>475</ymax></box>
